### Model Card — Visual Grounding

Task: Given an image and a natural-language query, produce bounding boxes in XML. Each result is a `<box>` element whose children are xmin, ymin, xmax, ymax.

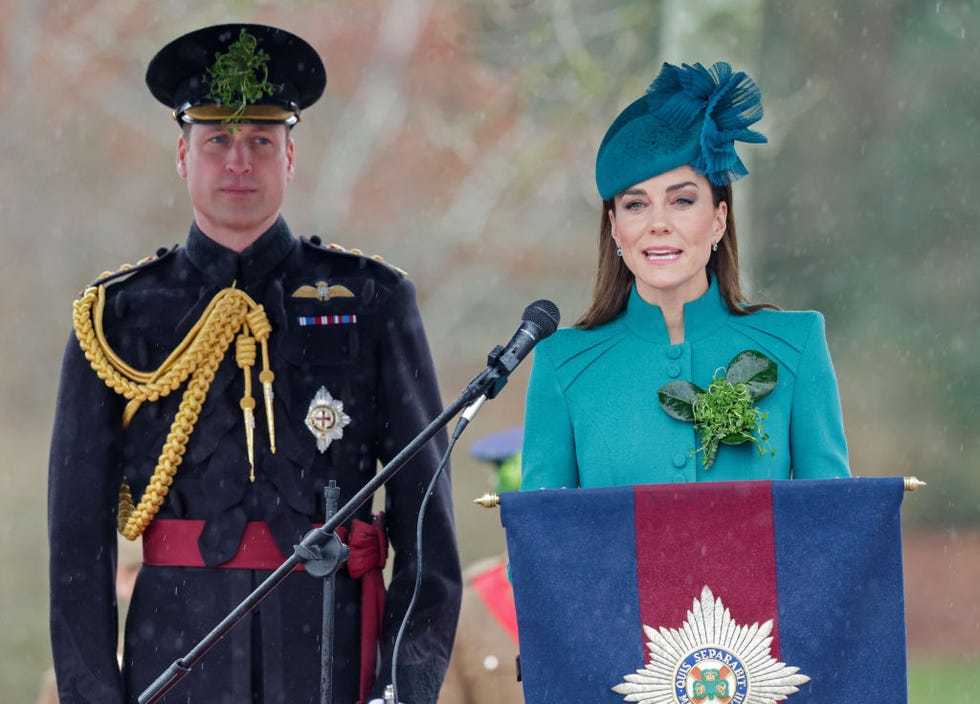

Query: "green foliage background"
<box><xmin>753</xmin><ymin>1</ymin><xmax>980</xmax><ymax>525</ymax></box>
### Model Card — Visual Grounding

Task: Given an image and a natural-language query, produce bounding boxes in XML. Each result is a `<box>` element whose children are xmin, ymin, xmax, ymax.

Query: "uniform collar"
<box><xmin>186</xmin><ymin>216</ymin><xmax>296</xmax><ymax>286</ymax></box>
<box><xmin>622</xmin><ymin>275</ymin><xmax>730</xmax><ymax>344</ymax></box>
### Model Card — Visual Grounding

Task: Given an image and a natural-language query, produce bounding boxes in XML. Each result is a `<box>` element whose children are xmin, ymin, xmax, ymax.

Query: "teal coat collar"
<box><xmin>622</xmin><ymin>276</ymin><xmax>729</xmax><ymax>343</ymax></box>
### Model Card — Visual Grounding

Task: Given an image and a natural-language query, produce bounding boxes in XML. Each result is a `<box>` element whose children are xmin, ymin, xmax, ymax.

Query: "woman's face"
<box><xmin>610</xmin><ymin>165</ymin><xmax>727</xmax><ymax>309</ymax></box>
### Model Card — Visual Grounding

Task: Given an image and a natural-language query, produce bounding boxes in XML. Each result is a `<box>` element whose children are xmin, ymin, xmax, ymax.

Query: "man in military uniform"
<box><xmin>48</xmin><ymin>24</ymin><xmax>461</xmax><ymax>704</ymax></box>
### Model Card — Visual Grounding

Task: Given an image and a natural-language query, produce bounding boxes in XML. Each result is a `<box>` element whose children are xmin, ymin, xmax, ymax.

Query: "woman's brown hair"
<box><xmin>575</xmin><ymin>183</ymin><xmax>774</xmax><ymax>329</ymax></box>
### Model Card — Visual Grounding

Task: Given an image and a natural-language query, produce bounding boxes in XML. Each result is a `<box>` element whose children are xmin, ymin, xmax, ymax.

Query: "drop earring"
<box><xmin>711</xmin><ymin>241</ymin><xmax>719</xmax><ymax>252</ymax></box>
<box><xmin>616</xmin><ymin>247</ymin><xmax>622</xmax><ymax>257</ymax></box>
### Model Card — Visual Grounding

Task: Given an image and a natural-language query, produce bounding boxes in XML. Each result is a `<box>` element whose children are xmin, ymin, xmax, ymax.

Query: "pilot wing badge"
<box><xmin>292</xmin><ymin>280</ymin><xmax>355</xmax><ymax>302</ymax></box>
<box><xmin>612</xmin><ymin>585</ymin><xmax>810</xmax><ymax>704</ymax></box>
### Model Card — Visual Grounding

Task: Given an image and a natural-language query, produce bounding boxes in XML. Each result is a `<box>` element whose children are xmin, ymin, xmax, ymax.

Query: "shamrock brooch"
<box><xmin>658</xmin><ymin>350</ymin><xmax>777</xmax><ymax>469</ymax></box>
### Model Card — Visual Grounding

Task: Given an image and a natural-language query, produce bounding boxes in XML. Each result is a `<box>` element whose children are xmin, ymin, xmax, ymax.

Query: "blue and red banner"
<box><xmin>500</xmin><ymin>478</ymin><xmax>908</xmax><ymax>704</ymax></box>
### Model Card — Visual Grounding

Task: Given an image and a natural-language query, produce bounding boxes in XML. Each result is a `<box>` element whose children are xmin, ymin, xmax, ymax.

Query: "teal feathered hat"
<box><xmin>595</xmin><ymin>61</ymin><xmax>767</xmax><ymax>200</ymax></box>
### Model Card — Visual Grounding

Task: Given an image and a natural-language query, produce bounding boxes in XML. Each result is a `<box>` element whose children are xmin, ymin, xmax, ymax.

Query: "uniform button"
<box><xmin>666</xmin><ymin>345</ymin><xmax>683</xmax><ymax>359</ymax></box>
<box><xmin>673</xmin><ymin>454</ymin><xmax>687</xmax><ymax>468</ymax></box>
<box><xmin>667</xmin><ymin>363</ymin><xmax>681</xmax><ymax>378</ymax></box>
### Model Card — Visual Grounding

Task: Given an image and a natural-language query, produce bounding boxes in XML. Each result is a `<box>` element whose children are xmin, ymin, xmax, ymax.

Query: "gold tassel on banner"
<box><xmin>904</xmin><ymin>476</ymin><xmax>927</xmax><ymax>492</ymax></box>
<box><xmin>473</xmin><ymin>493</ymin><xmax>501</xmax><ymax>509</ymax></box>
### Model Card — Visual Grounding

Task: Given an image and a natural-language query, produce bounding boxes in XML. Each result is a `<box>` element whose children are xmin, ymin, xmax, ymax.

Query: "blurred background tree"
<box><xmin>1</xmin><ymin>0</ymin><xmax>976</xmax><ymax>700</ymax></box>
<box><xmin>754</xmin><ymin>0</ymin><xmax>980</xmax><ymax>526</ymax></box>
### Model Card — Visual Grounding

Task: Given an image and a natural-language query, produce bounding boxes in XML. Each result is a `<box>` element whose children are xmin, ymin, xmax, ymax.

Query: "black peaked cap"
<box><xmin>146</xmin><ymin>24</ymin><xmax>326</xmax><ymax>121</ymax></box>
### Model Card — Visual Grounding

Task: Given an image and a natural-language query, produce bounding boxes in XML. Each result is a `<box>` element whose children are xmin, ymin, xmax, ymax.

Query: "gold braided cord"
<box><xmin>73</xmin><ymin>284</ymin><xmax>275</xmax><ymax>540</ymax></box>
<box><xmin>75</xmin><ymin>285</ymin><xmax>249</xmax><ymax>399</ymax></box>
<box><xmin>118</xmin><ymin>359</ymin><xmax>220</xmax><ymax>539</ymax></box>
<box><xmin>117</xmin><ymin>480</ymin><xmax>134</xmax><ymax>533</ymax></box>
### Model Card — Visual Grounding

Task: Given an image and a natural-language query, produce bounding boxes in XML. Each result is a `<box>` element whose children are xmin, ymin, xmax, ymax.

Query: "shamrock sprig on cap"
<box><xmin>205</xmin><ymin>29</ymin><xmax>281</xmax><ymax>125</ymax></box>
<box><xmin>658</xmin><ymin>350</ymin><xmax>777</xmax><ymax>469</ymax></box>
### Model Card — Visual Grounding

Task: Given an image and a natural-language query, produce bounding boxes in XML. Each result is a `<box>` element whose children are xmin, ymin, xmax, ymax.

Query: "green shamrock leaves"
<box><xmin>205</xmin><ymin>29</ymin><xmax>282</xmax><ymax>125</ymax></box>
<box><xmin>658</xmin><ymin>350</ymin><xmax>777</xmax><ymax>470</ymax></box>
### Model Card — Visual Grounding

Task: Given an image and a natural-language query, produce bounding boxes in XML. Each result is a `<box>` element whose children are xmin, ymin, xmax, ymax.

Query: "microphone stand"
<box><xmin>138</xmin><ymin>349</ymin><xmax>513</xmax><ymax>704</ymax></box>
<box><xmin>314</xmin><ymin>482</ymin><xmax>342</xmax><ymax>704</ymax></box>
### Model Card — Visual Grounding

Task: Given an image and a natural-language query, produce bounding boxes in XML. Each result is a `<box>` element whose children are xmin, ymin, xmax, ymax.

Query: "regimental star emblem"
<box><xmin>305</xmin><ymin>386</ymin><xmax>351</xmax><ymax>453</ymax></box>
<box><xmin>612</xmin><ymin>585</ymin><xmax>810</xmax><ymax>704</ymax></box>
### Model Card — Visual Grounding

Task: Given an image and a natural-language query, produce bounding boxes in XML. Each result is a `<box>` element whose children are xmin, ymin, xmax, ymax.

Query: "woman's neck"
<box><xmin>660</xmin><ymin>304</ymin><xmax>686</xmax><ymax>345</ymax></box>
<box><xmin>636</xmin><ymin>275</ymin><xmax>710</xmax><ymax>345</ymax></box>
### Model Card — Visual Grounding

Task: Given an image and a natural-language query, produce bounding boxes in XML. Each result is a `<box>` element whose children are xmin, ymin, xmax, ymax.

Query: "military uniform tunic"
<box><xmin>48</xmin><ymin>218</ymin><xmax>462</xmax><ymax>703</ymax></box>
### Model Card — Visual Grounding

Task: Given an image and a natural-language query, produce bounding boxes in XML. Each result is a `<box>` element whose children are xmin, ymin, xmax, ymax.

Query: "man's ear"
<box><xmin>285</xmin><ymin>137</ymin><xmax>296</xmax><ymax>181</ymax></box>
<box><xmin>176</xmin><ymin>134</ymin><xmax>188</xmax><ymax>179</ymax></box>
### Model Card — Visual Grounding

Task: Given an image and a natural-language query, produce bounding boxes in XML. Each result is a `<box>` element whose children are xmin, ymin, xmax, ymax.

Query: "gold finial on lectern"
<box><xmin>904</xmin><ymin>476</ymin><xmax>927</xmax><ymax>492</ymax></box>
<box><xmin>473</xmin><ymin>493</ymin><xmax>500</xmax><ymax>508</ymax></box>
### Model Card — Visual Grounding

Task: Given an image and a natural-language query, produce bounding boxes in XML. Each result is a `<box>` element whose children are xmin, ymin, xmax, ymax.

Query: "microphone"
<box><xmin>457</xmin><ymin>300</ymin><xmax>560</xmax><ymax>436</ymax></box>
<box><xmin>489</xmin><ymin>299</ymin><xmax>561</xmax><ymax>375</ymax></box>
<box><xmin>452</xmin><ymin>299</ymin><xmax>561</xmax><ymax>441</ymax></box>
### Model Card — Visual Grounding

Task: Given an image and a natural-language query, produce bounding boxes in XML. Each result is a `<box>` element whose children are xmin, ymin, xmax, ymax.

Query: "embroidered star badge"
<box><xmin>305</xmin><ymin>386</ymin><xmax>351</xmax><ymax>453</ymax></box>
<box><xmin>613</xmin><ymin>585</ymin><xmax>810</xmax><ymax>703</ymax></box>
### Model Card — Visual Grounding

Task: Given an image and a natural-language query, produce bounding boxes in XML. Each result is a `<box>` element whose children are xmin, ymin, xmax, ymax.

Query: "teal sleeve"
<box><xmin>519</xmin><ymin>343</ymin><xmax>580</xmax><ymax>490</ymax></box>
<box><xmin>790</xmin><ymin>313</ymin><xmax>851</xmax><ymax>478</ymax></box>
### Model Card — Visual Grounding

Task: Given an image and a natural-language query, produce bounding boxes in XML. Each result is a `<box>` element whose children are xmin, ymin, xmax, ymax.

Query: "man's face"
<box><xmin>177</xmin><ymin>123</ymin><xmax>295</xmax><ymax>247</ymax></box>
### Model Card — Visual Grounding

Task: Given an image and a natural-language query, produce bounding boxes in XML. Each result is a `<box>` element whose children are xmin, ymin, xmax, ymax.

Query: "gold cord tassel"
<box><xmin>261</xmin><ymin>369</ymin><xmax>275</xmax><ymax>453</ymax></box>
<box><xmin>236</xmin><ymin>332</ymin><xmax>257</xmax><ymax>481</ymax></box>
<box><xmin>247</xmin><ymin>306</ymin><xmax>276</xmax><ymax>454</ymax></box>
<box><xmin>241</xmin><ymin>397</ymin><xmax>256</xmax><ymax>482</ymax></box>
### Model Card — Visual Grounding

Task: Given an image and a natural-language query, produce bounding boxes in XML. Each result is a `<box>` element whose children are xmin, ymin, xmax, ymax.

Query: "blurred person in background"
<box><xmin>47</xmin><ymin>23</ymin><xmax>460</xmax><ymax>704</ymax></box>
<box><xmin>520</xmin><ymin>61</ymin><xmax>850</xmax><ymax>490</ymax></box>
<box><xmin>439</xmin><ymin>427</ymin><xmax>523</xmax><ymax>704</ymax></box>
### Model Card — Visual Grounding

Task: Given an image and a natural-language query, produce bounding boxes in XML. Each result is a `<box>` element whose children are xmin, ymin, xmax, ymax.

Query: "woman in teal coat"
<box><xmin>520</xmin><ymin>62</ymin><xmax>850</xmax><ymax>490</ymax></box>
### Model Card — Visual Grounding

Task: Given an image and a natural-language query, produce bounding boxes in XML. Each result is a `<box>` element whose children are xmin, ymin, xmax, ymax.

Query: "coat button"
<box><xmin>667</xmin><ymin>363</ymin><xmax>681</xmax><ymax>378</ymax></box>
<box><xmin>673</xmin><ymin>453</ymin><xmax>687</xmax><ymax>468</ymax></box>
<box><xmin>666</xmin><ymin>345</ymin><xmax>683</xmax><ymax>359</ymax></box>
<box><xmin>672</xmin><ymin>472</ymin><xmax>687</xmax><ymax>483</ymax></box>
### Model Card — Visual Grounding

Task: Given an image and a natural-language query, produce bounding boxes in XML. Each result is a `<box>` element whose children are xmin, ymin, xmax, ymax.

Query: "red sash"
<box><xmin>142</xmin><ymin>517</ymin><xmax>388</xmax><ymax>702</ymax></box>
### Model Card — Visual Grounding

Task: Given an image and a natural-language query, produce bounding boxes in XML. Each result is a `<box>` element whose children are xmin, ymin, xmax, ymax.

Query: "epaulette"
<box><xmin>303</xmin><ymin>236</ymin><xmax>408</xmax><ymax>278</ymax></box>
<box><xmin>85</xmin><ymin>245</ymin><xmax>180</xmax><ymax>291</ymax></box>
